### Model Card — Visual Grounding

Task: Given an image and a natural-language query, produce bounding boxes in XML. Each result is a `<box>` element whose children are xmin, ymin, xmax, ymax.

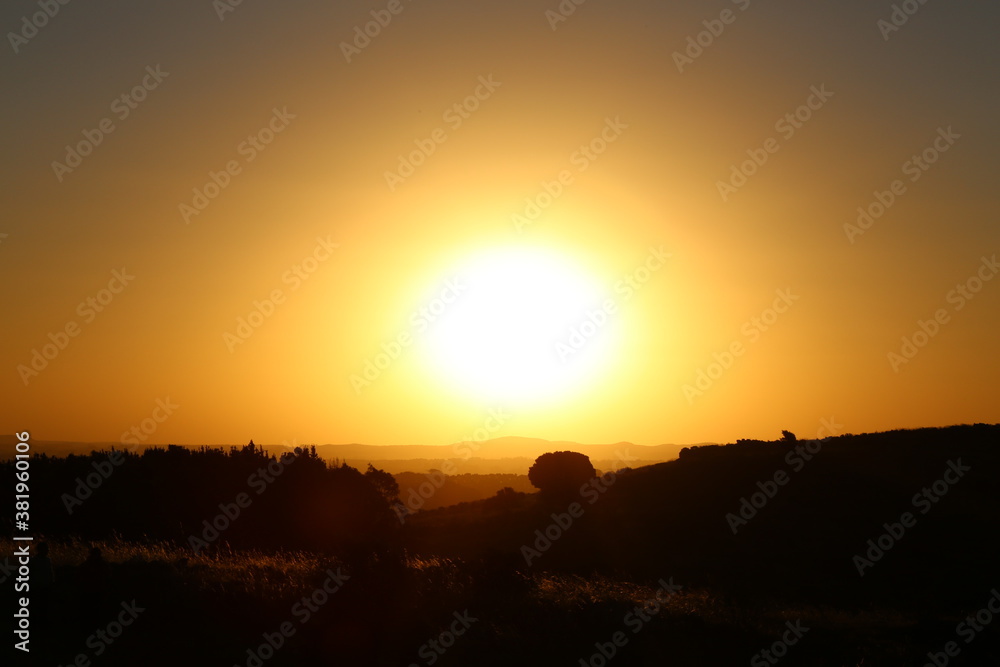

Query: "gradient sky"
<box><xmin>2</xmin><ymin>0</ymin><xmax>998</xmax><ymax>447</ymax></box>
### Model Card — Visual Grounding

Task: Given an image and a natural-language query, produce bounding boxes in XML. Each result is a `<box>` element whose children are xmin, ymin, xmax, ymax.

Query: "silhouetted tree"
<box><xmin>528</xmin><ymin>451</ymin><xmax>596</xmax><ymax>500</ymax></box>
<box><xmin>365</xmin><ymin>464</ymin><xmax>400</xmax><ymax>504</ymax></box>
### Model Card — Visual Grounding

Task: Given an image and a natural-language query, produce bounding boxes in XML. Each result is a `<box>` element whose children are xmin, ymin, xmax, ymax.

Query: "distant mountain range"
<box><xmin>0</xmin><ymin>435</ymin><xmax>699</xmax><ymax>474</ymax></box>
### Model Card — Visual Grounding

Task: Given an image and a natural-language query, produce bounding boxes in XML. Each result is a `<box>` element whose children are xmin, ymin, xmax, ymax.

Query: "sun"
<box><xmin>419</xmin><ymin>246</ymin><xmax>620</xmax><ymax>405</ymax></box>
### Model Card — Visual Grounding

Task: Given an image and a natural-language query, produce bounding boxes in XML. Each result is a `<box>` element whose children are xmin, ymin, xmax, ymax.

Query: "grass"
<box><xmin>9</xmin><ymin>535</ymin><xmax>328</xmax><ymax>600</ymax></box>
<box><xmin>4</xmin><ymin>536</ymin><xmax>955</xmax><ymax>666</ymax></box>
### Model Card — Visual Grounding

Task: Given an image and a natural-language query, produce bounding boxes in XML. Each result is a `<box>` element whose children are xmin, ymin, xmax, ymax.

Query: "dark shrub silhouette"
<box><xmin>365</xmin><ymin>463</ymin><xmax>400</xmax><ymax>504</ymax></box>
<box><xmin>528</xmin><ymin>451</ymin><xmax>596</xmax><ymax>500</ymax></box>
<box><xmin>5</xmin><ymin>442</ymin><xmax>399</xmax><ymax>558</ymax></box>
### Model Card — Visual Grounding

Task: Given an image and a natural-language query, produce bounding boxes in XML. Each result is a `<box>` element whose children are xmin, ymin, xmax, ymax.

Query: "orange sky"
<box><xmin>2</xmin><ymin>0</ymin><xmax>998</xmax><ymax>447</ymax></box>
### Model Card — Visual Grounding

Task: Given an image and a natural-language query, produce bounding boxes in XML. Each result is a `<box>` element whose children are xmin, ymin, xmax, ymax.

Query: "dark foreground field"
<box><xmin>4</xmin><ymin>424</ymin><xmax>1000</xmax><ymax>666</ymax></box>
<box><xmin>8</xmin><ymin>536</ymin><xmax>989</xmax><ymax>667</ymax></box>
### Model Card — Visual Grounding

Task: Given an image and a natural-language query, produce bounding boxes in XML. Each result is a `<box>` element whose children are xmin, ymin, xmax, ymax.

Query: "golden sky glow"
<box><xmin>2</xmin><ymin>0</ymin><xmax>998</xmax><ymax>447</ymax></box>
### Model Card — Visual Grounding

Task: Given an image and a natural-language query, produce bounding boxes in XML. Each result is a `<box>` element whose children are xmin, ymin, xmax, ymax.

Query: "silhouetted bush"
<box><xmin>0</xmin><ymin>442</ymin><xmax>398</xmax><ymax>559</ymax></box>
<box><xmin>528</xmin><ymin>451</ymin><xmax>596</xmax><ymax>501</ymax></box>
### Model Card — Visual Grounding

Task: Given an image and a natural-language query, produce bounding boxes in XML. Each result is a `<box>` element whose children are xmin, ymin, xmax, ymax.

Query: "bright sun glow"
<box><xmin>421</xmin><ymin>247</ymin><xmax>619</xmax><ymax>405</ymax></box>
